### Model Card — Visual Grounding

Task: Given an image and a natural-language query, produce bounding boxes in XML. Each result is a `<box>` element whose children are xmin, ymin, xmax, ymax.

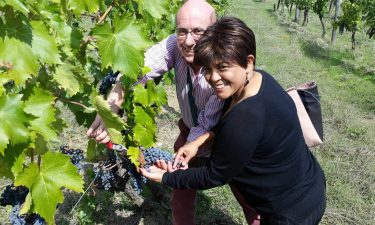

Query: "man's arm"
<box><xmin>87</xmin><ymin>35</ymin><xmax>178</xmax><ymax>143</ymax></box>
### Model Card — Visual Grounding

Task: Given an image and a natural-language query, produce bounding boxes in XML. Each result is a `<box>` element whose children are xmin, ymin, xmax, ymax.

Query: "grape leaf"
<box><xmin>15</xmin><ymin>152</ymin><xmax>84</xmax><ymax>224</ymax></box>
<box><xmin>134</xmin><ymin>106</ymin><xmax>154</xmax><ymax>127</ymax></box>
<box><xmin>93</xmin><ymin>96</ymin><xmax>125</xmax><ymax>144</ymax></box>
<box><xmin>0</xmin><ymin>37</ymin><xmax>38</xmax><ymax>85</ymax></box>
<box><xmin>133</xmin><ymin>83</ymin><xmax>149</xmax><ymax>106</ymax></box>
<box><xmin>0</xmin><ymin>144</ymin><xmax>26</xmax><ymax>179</ymax></box>
<box><xmin>67</xmin><ymin>0</ymin><xmax>100</xmax><ymax>15</ymax></box>
<box><xmin>93</xmin><ymin>15</ymin><xmax>152</xmax><ymax>79</ymax></box>
<box><xmin>30</xmin><ymin>20</ymin><xmax>61</xmax><ymax>65</ymax></box>
<box><xmin>127</xmin><ymin>146</ymin><xmax>141</xmax><ymax>167</ymax></box>
<box><xmin>133</xmin><ymin>120</ymin><xmax>156</xmax><ymax>148</ymax></box>
<box><xmin>4</xmin><ymin>0</ymin><xmax>29</xmax><ymax>15</ymax></box>
<box><xmin>24</xmin><ymin>88</ymin><xmax>58</xmax><ymax>142</ymax></box>
<box><xmin>86</xmin><ymin>139</ymin><xmax>97</xmax><ymax>161</ymax></box>
<box><xmin>53</xmin><ymin>63</ymin><xmax>85</xmax><ymax>97</ymax></box>
<box><xmin>20</xmin><ymin>192</ymin><xmax>32</xmax><ymax>214</ymax></box>
<box><xmin>135</xmin><ymin>0</ymin><xmax>168</xmax><ymax>19</ymax></box>
<box><xmin>0</xmin><ymin>94</ymin><xmax>30</xmax><ymax>155</ymax></box>
<box><xmin>0</xmin><ymin>5</ymin><xmax>32</xmax><ymax>43</ymax></box>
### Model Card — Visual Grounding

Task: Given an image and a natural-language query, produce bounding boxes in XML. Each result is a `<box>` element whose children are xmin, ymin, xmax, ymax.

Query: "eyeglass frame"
<box><xmin>175</xmin><ymin>28</ymin><xmax>206</xmax><ymax>40</ymax></box>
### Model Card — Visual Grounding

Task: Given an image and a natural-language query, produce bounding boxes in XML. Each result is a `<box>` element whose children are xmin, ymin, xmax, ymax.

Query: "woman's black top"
<box><xmin>162</xmin><ymin>71</ymin><xmax>325</xmax><ymax>219</ymax></box>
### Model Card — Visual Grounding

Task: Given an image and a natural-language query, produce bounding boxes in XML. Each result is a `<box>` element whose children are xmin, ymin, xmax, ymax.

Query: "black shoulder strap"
<box><xmin>186</xmin><ymin>69</ymin><xmax>198</xmax><ymax>126</ymax></box>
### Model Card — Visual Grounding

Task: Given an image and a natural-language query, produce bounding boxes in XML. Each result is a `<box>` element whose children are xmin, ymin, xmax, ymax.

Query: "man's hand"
<box><xmin>87</xmin><ymin>114</ymin><xmax>110</xmax><ymax>144</ymax></box>
<box><xmin>87</xmin><ymin>80</ymin><xmax>124</xmax><ymax>144</ymax></box>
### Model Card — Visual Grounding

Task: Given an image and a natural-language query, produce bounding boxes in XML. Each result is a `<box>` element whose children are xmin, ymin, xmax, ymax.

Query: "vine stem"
<box><xmin>60</xmin><ymin>99</ymin><xmax>90</xmax><ymax>110</ymax></box>
<box><xmin>97</xmin><ymin>3</ymin><xmax>114</xmax><ymax>24</ymax></box>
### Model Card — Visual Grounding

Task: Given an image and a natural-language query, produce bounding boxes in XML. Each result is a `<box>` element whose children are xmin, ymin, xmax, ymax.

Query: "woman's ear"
<box><xmin>246</xmin><ymin>55</ymin><xmax>255</xmax><ymax>70</ymax></box>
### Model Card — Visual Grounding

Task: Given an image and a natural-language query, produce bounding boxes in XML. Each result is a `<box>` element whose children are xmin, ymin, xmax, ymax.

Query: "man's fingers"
<box><xmin>87</xmin><ymin>116</ymin><xmax>101</xmax><ymax>137</ymax></box>
<box><xmin>95</xmin><ymin>130</ymin><xmax>108</xmax><ymax>142</ymax></box>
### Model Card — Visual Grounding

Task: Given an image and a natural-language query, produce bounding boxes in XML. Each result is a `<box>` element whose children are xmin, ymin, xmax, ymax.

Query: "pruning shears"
<box><xmin>106</xmin><ymin>141</ymin><xmax>127</xmax><ymax>152</ymax></box>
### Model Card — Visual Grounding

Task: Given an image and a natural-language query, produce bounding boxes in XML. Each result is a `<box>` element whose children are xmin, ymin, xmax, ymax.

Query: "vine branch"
<box><xmin>97</xmin><ymin>2</ymin><xmax>115</xmax><ymax>24</ymax></box>
<box><xmin>61</xmin><ymin>99</ymin><xmax>91</xmax><ymax>110</ymax></box>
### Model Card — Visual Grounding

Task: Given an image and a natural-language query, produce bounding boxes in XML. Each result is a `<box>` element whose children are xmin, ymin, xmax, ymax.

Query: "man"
<box><xmin>88</xmin><ymin>1</ymin><xmax>224</xmax><ymax>224</ymax></box>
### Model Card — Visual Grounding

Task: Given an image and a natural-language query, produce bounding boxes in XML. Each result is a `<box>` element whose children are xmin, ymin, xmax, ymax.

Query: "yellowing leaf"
<box><xmin>15</xmin><ymin>152</ymin><xmax>84</xmax><ymax>224</ymax></box>
<box><xmin>127</xmin><ymin>146</ymin><xmax>141</xmax><ymax>167</ymax></box>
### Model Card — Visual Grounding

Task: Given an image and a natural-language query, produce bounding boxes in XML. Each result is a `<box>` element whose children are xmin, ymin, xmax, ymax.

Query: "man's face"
<box><xmin>176</xmin><ymin>12</ymin><xmax>212</xmax><ymax>64</ymax></box>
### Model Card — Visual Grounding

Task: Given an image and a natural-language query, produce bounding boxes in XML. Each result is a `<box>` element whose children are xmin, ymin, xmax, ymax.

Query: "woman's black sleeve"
<box><xmin>162</xmin><ymin>103</ymin><xmax>264</xmax><ymax>189</ymax></box>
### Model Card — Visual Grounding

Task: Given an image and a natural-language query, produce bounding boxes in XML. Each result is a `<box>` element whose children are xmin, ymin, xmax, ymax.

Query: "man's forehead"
<box><xmin>176</xmin><ymin>14</ymin><xmax>212</xmax><ymax>29</ymax></box>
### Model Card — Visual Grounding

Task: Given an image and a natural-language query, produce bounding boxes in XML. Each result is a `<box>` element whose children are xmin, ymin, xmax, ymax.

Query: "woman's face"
<box><xmin>204</xmin><ymin>58</ymin><xmax>253</xmax><ymax>100</ymax></box>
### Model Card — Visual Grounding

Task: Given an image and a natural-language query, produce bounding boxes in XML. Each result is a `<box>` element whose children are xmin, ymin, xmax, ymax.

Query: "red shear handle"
<box><xmin>106</xmin><ymin>141</ymin><xmax>113</xmax><ymax>150</ymax></box>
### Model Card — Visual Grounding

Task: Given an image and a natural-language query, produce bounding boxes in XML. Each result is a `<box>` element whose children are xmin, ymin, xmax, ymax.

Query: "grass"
<box><xmin>1</xmin><ymin>0</ymin><xmax>374</xmax><ymax>224</ymax></box>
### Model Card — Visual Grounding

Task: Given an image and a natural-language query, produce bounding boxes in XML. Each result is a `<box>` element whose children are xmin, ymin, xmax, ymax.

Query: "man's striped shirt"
<box><xmin>142</xmin><ymin>34</ymin><xmax>224</xmax><ymax>142</ymax></box>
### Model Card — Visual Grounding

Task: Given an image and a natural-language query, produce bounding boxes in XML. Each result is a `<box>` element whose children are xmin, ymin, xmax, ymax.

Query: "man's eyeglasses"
<box><xmin>176</xmin><ymin>28</ymin><xmax>205</xmax><ymax>40</ymax></box>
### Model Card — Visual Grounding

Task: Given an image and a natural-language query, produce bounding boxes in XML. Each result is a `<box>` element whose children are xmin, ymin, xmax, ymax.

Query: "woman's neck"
<box><xmin>231</xmin><ymin>71</ymin><xmax>262</xmax><ymax>106</ymax></box>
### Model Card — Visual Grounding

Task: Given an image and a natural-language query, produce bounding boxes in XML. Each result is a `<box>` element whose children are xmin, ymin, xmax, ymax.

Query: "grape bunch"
<box><xmin>126</xmin><ymin>147</ymin><xmax>174</xmax><ymax>194</ymax></box>
<box><xmin>99</xmin><ymin>70</ymin><xmax>120</xmax><ymax>95</ymax></box>
<box><xmin>60</xmin><ymin>145</ymin><xmax>84</xmax><ymax>171</ymax></box>
<box><xmin>93</xmin><ymin>150</ymin><xmax>130</xmax><ymax>192</ymax></box>
<box><xmin>0</xmin><ymin>185</ymin><xmax>28</xmax><ymax>207</ymax></box>
<box><xmin>1</xmin><ymin>185</ymin><xmax>45</xmax><ymax>225</ymax></box>
<box><xmin>142</xmin><ymin>147</ymin><xmax>174</xmax><ymax>169</ymax></box>
<box><xmin>128</xmin><ymin>165</ymin><xmax>147</xmax><ymax>194</ymax></box>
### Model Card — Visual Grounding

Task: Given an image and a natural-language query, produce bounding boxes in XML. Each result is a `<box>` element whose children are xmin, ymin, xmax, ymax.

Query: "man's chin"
<box><xmin>183</xmin><ymin>55</ymin><xmax>194</xmax><ymax>64</ymax></box>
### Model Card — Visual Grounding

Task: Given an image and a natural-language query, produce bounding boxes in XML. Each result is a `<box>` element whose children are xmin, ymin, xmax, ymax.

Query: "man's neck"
<box><xmin>190</xmin><ymin>64</ymin><xmax>201</xmax><ymax>76</ymax></box>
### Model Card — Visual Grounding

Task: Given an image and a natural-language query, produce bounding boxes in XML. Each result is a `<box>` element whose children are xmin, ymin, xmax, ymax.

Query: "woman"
<box><xmin>141</xmin><ymin>17</ymin><xmax>326</xmax><ymax>225</ymax></box>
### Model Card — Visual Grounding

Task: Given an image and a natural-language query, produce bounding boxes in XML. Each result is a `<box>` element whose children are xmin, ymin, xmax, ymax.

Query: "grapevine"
<box><xmin>0</xmin><ymin>0</ymin><xmax>228</xmax><ymax>224</ymax></box>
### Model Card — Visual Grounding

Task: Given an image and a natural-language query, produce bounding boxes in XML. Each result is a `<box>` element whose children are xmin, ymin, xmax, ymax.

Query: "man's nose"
<box><xmin>184</xmin><ymin>33</ymin><xmax>196</xmax><ymax>47</ymax></box>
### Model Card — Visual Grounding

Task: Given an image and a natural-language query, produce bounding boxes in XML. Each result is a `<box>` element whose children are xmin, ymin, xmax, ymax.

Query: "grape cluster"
<box><xmin>0</xmin><ymin>185</ymin><xmax>28</xmax><ymax>206</ymax></box>
<box><xmin>128</xmin><ymin>165</ymin><xmax>147</xmax><ymax>194</ymax></box>
<box><xmin>1</xmin><ymin>185</ymin><xmax>45</xmax><ymax>225</ymax></box>
<box><xmin>60</xmin><ymin>145</ymin><xmax>84</xmax><ymax>171</ymax></box>
<box><xmin>143</xmin><ymin>147</ymin><xmax>174</xmax><ymax>169</ymax></box>
<box><xmin>126</xmin><ymin>147</ymin><xmax>174</xmax><ymax>193</ymax></box>
<box><xmin>99</xmin><ymin>70</ymin><xmax>120</xmax><ymax>95</ymax></box>
<box><xmin>93</xmin><ymin>150</ymin><xmax>129</xmax><ymax>192</ymax></box>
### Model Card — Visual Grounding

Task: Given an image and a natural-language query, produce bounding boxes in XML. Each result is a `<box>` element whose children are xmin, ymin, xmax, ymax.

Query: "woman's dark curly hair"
<box><xmin>194</xmin><ymin>17</ymin><xmax>256</xmax><ymax>69</ymax></box>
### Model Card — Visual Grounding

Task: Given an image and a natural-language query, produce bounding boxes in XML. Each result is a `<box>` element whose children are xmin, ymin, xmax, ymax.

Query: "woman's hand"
<box><xmin>173</xmin><ymin>142</ymin><xmax>199</xmax><ymax>169</ymax></box>
<box><xmin>140</xmin><ymin>160</ymin><xmax>179</xmax><ymax>183</ymax></box>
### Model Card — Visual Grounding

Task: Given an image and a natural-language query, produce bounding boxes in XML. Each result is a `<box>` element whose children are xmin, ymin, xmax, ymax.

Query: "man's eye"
<box><xmin>193</xmin><ymin>29</ymin><xmax>205</xmax><ymax>35</ymax></box>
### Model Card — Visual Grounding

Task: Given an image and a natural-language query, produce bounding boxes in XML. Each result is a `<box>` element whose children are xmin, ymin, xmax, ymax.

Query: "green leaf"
<box><xmin>86</xmin><ymin>139</ymin><xmax>97</xmax><ymax>161</ymax></box>
<box><xmin>132</xmin><ymin>83</ymin><xmax>149</xmax><ymax>106</ymax></box>
<box><xmin>20</xmin><ymin>192</ymin><xmax>32</xmax><ymax>214</ymax></box>
<box><xmin>134</xmin><ymin>106</ymin><xmax>154</xmax><ymax>127</ymax></box>
<box><xmin>0</xmin><ymin>37</ymin><xmax>38</xmax><ymax>85</ymax></box>
<box><xmin>93</xmin><ymin>96</ymin><xmax>125</xmax><ymax>144</ymax></box>
<box><xmin>0</xmin><ymin>94</ymin><xmax>30</xmax><ymax>155</ymax></box>
<box><xmin>127</xmin><ymin>146</ymin><xmax>141</xmax><ymax>167</ymax></box>
<box><xmin>53</xmin><ymin>63</ymin><xmax>84</xmax><ymax>97</ymax></box>
<box><xmin>30</xmin><ymin>21</ymin><xmax>61</xmax><ymax>65</ymax></box>
<box><xmin>93</xmin><ymin>16</ymin><xmax>152</xmax><ymax>79</ymax></box>
<box><xmin>4</xmin><ymin>0</ymin><xmax>29</xmax><ymax>15</ymax></box>
<box><xmin>24</xmin><ymin>88</ymin><xmax>58</xmax><ymax>142</ymax></box>
<box><xmin>0</xmin><ymin>8</ymin><xmax>32</xmax><ymax>44</ymax></box>
<box><xmin>135</xmin><ymin>0</ymin><xmax>168</xmax><ymax>19</ymax></box>
<box><xmin>67</xmin><ymin>0</ymin><xmax>100</xmax><ymax>15</ymax></box>
<box><xmin>15</xmin><ymin>152</ymin><xmax>84</xmax><ymax>224</ymax></box>
<box><xmin>133</xmin><ymin>122</ymin><xmax>156</xmax><ymax>148</ymax></box>
<box><xmin>0</xmin><ymin>144</ymin><xmax>26</xmax><ymax>179</ymax></box>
